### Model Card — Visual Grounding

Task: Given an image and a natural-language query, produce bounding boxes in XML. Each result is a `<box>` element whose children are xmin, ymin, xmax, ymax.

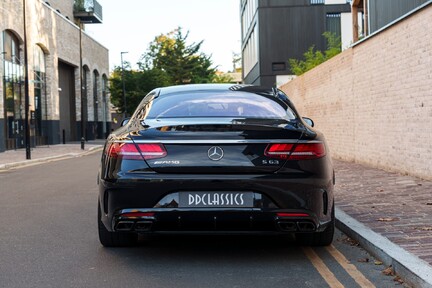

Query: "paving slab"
<box><xmin>334</xmin><ymin>159</ymin><xmax>432</xmax><ymax>287</ymax></box>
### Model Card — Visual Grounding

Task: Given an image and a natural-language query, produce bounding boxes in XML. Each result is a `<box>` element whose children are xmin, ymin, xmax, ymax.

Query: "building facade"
<box><xmin>351</xmin><ymin>0</ymin><xmax>429</xmax><ymax>42</ymax></box>
<box><xmin>241</xmin><ymin>0</ymin><xmax>351</xmax><ymax>87</ymax></box>
<box><xmin>0</xmin><ymin>0</ymin><xmax>110</xmax><ymax>152</ymax></box>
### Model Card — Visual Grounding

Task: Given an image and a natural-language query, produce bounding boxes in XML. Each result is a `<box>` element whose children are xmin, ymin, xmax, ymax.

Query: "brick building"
<box><xmin>0</xmin><ymin>0</ymin><xmax>110</xmax><ymax>153</ymax></box>
<box><xmin>280</xmin><ymin>2</ymin><xmax>432</xmax><ymax>180</ymax></box>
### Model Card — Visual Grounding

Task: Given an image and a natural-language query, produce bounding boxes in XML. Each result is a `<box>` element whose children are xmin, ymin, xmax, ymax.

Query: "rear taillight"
<box><xmin>264</xmin><ymin>143</ymin><xmax>326</xmax><ymax>160</ymax></box>
<box><xmin>106</xmin><ymin>143</ymin><xmax>167</xmax><ymax>160</ymax></box>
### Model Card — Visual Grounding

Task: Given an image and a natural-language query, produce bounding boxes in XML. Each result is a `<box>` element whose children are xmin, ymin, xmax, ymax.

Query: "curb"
<box><xmin>335</xmin><ymin>207</ymin><xmax>432</xmax><ymax>288</ymax></box>
<box><xmin>0</xmin><ymin>146</ymin><xmax>103</xmax><ymax>170</ymax></box>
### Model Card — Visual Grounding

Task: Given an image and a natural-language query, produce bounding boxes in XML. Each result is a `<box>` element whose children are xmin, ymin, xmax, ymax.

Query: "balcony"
<box><xmin>73</xmin><ymin>0</ymin><xmax>103</xmax><ymax>24</ymax></box>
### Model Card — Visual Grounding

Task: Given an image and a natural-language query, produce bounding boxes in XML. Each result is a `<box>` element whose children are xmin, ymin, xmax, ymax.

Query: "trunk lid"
<box><xmin>129</xmin><ymin>118</ymin><xmax>304</xmax><ymax>174</ymax></box>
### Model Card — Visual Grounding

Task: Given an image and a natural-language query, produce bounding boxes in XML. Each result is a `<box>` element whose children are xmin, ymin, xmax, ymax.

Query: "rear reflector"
<box><xmin>277</xmin><ymin>212</ymin><xmax>310</xmax><ymax>217</ymax></box>
<box><xmin>120</xmin><ymin>212</ymin><xmax>155</xmax><ymax>218</ymax></box>
<box><xmin>265</xmin><ymin>143</ymin><xmax>325</xmax><ymax>160</ymax></box>
<box><xmin>107</xmin><ymin>143</ymin><xmax>167</xmax><ymax>160</ymax></box>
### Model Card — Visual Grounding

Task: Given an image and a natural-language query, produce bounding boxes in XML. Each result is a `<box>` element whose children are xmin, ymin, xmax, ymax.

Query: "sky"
<box><xmin>85</xmin><ymin>0</ymin><xmax>241</xmax><ymax>72</ymax></box>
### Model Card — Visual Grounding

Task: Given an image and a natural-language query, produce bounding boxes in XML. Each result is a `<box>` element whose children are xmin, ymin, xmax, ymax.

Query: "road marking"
<box><xmin>326</xmin><ymin>245</ymin><xmax>376</xmax><ymax>288</ymax></box>
<box><xmin>302</xmin><ymin>247</ymin><xmax>344</xmax><ymax>288</ymax></box>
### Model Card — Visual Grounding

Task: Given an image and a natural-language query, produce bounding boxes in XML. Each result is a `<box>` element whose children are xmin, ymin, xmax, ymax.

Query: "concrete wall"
<box><xmin>280</xmin><ymin>4</ymin><xmax>432</xmax><ymax>180</ymax></box>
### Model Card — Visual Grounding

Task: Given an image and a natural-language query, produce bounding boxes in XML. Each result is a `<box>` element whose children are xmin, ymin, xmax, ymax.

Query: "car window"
<box><xmin>144</xmin><ymin>92</ymin><xmax>296</xmax><ymax>120</ymax></box>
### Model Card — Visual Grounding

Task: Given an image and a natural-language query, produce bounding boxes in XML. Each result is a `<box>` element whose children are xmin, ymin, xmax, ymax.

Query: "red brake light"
<box><xmin>106</xmin><ymin>143</ymin><xmax>167</xmax><ymax>160</ymax></box>
<box><xmin>136</xmin><ymin>143</ymin><xmax>167</xmax><ymax>160</ymax></box>
<box><xmin>265</xmin><ymin>143</ymin><xmax>326</xmax><ymax>160</ymax></box>
<box><xmin>277</xmin><ymin>212</ymin><xmax>310</xmax><ymax>217</ymax></box>
<box><xmin>264</xmin><ymin>144</ymin><xmax>294</xmax><ymax>159</ymax></box>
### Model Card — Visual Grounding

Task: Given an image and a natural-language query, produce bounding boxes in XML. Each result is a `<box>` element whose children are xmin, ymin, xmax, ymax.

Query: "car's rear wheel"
<box><xmin>98</xmin><ymin>201</ymin><xmax>138</xmax><ymax>247</ymax></box>
<box><xmin>296</xmin><ymin>205</ymin><xmax>335</xmax><ymax>246</ymax></box>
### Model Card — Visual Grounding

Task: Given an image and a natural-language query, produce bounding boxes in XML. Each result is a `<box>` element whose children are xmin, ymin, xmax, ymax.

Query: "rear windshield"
<box><xmin>145</xmin><ymin>92</ymin><xmax>296</xmax><ymax>120</ymax></box>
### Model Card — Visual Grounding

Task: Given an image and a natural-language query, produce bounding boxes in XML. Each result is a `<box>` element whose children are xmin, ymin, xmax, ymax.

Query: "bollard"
<box><xmin>81</xmin><ymin>137</ymin><xmax>85</xmax><ymax>150</ymax></box>
<box><xmin>62</xmin><ymin>129</ymin><xmax>66</xmax><ymax>144</ymax></box>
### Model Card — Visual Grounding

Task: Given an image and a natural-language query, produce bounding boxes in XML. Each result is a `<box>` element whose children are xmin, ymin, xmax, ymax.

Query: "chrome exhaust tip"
<box><xmin>135</xmin><ymin>220</ymin><xmax>153</xmax><ymax>232</ymax></box>
<box><xmin>115</xmin><ymin>221</ymin><xmax>134</xmax><ymax>231</ymax></box>
<box><xmin>297</xmin><ymin>221</ymin><xmax>316</xmax><ymax>232</ymax></box>
<box><xmin>277</xmin><ymin>221</ymin><xmax>297</xmax><ymax>232</ymax></box>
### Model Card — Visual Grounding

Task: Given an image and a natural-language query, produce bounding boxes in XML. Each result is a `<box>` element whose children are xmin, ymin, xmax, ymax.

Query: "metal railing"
<box><xmin>310</xmin><ymin>0</ymin><xmax>325</xmax><ymax>5</ymax></box>
<box><xmin>73</xmin><ymin>0</ymin><xmax>103</xmax><ymax>22</ymax></box>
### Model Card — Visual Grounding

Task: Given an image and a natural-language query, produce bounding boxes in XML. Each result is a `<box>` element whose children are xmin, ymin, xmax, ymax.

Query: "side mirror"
<box><xmin>121</xmin><ymin>118</ymin><xmax>130</xmax><ymax>127</ymax></box>
<box><xmin>302</xmin><ymin>117</ymin><xmax>314</xmax><ymax>127</ymax></box>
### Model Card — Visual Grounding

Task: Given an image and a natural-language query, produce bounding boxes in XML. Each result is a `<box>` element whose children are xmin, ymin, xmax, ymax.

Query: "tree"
<box><xmin>109</xmin><ymin>64</ymin><xmax>170</xmax><ymax>116</ymax></box>
<box><xmin>139</xmin><ymin>28</ymin><xmax>216</xmax><ymax>85</ymax></box>
<box><xmin>289</xmin><ymin>32</ymin><xmax>341</xmax><ymax>76</ymax></box>
<box><xmin>212</xmin><ymin>73</ymin><xmax>234</xmax><ymax>83</ymax></box>
<box><xmin>110</xmin><ymin>27</ymin><xmax>219</xmax><ymax>116</ymax></box>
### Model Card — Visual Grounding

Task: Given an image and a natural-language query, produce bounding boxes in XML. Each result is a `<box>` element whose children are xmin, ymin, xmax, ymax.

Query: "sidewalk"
<box><xmin>0</xmin><ymin>145</ymin><xmax>431</xmax><ymax>286</ymax></box>
<box><xmin>333</xmin><ymin>160</ymin><xmax>432</xmax><ymax>287</ymax></box>
<box><xmin>0</xmin><ymin>141</ymin><xmax>104</xmax><ymax>170</ymax></box>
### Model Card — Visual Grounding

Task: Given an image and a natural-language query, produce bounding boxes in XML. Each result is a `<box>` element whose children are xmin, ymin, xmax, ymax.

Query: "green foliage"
<box><xmin>139</xmin><ymin>27</ymin><xmax>216</xmax><ymax>85</ymax></box>
<box><xmin>212</xmin><ymin>73</ymin><xmax>234</xmax><ymax>83</ymax></box>
<box><xmin>289</xmin><ymin>32</ymin><xmax>341</xmax><ymax>76</ymax></box>
<box><xmin>109</xmin><ymin>66</ymin><xmax>170</xmax><ymax>116</ymax></box>
<box><xmin>110</xmin><ymin>27</ymin><xmax>217</xmax><ymax>116</ymax></box>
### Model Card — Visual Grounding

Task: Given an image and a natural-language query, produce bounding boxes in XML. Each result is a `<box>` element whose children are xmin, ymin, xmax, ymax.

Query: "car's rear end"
<box><xmin>98</xmin><ymin>84</ymin><xmax>335</xmax><ymax>246</ymax></box>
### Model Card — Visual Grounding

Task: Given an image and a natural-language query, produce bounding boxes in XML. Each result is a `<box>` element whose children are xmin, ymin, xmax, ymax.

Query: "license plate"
<box><xmin>179</xmin><ymin>192</ymin><xmax>254</xmax><ymax>208</ymax></box>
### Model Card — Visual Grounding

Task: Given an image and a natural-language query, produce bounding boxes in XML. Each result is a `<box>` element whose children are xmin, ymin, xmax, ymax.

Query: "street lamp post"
<box><xmin>23</xmin><ymin>0</ymin><xmax>31</xmax><ymax>159</ymax></box>
<box><xmin>120</xmin><ymin>51</ymin><xmax>128</xmax><ymax>119</ymax></box>
<box><xmin>79</xmin><ymin>19</ymin><xmax>85</xmax><ymax>150</ymax></box>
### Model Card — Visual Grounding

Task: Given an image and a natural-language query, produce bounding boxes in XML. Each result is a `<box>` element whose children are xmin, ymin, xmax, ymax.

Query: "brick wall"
<box><xmin>280</xmin><ymin>4</ymin><xmax>432</xmax><ymax>180</ymax></box>
<box><xmin>0</xmin><ymin>0</ymin><xmax>110</xmax><ymax>148</ymax></box>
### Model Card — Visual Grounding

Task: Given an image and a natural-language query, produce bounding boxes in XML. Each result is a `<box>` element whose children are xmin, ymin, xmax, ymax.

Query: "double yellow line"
<box><xmin>303</xmin><ymin>246</ymin><xmax>375</xmax><ymax>288</ymax></box>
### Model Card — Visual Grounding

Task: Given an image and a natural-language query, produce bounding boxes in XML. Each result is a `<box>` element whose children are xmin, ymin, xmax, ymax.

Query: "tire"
<box><xmin>98</xmin><ymin>201</ymin><xmax>138</xmax><ymax>247</ymax></box>
<box><xmin>296</xmin><ymin>205</ymin><xmax>335</xmax><ymax>246</ymax></box>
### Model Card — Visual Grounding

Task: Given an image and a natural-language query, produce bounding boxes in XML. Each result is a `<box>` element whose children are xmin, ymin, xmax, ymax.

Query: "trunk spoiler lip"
<box><xmin>112</xmin><ymin>139</ymin><xmax>322</xmax><ymax>144</ymax></box>
<box><xmin>140</xmin><ymin>117</ymin><xmax>297</xmax><ymax>128</ymax></box>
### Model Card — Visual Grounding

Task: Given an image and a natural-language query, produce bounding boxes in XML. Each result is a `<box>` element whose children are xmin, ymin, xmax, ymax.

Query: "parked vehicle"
<box><xmin>98</xmin><ymin>84</ymin><xmax>335</xmax><ymax>247</ymax></box>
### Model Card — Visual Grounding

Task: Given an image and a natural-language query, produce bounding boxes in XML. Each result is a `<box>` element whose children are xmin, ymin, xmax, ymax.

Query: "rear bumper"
<box><xmin>99</xmin><ymin>173</ymin><xmax>334</xmax><ymax>233</ymax></box>
<box><xmin>111</xmin><ymin>208</ymin><xmax>331</xmax><ymax>234</ymax></box>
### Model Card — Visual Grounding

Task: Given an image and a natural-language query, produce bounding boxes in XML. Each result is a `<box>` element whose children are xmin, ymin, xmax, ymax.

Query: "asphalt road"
<box><xmin>0</xmin><ymin>151</ymin><xmax>405</xmax><ymax>288</ymax></box>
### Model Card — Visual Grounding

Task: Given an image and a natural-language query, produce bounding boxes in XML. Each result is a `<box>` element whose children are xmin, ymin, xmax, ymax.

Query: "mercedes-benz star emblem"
<box><xmin>208</xmin><ymin>146</ymin><xmax>224</xmax><ymax>161</ymax></box>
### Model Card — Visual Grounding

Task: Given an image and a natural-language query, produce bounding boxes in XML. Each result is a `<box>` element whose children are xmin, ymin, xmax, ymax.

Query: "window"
<box><xmin>34</xmin><ymin>45</ymin><xmax>47</xmax><ymax>139</ymax></box>
<box><xmin>92</xmin><ymin>70</ymin><xmax>100</xmax><ymax>137</ymax></box>
<box><xmin>326</xmin><ymin>13</ymin><xmax>342</xmax><ymax>40</ymax></box>
<box><xmin>101</xmin><ymin>75</ymin><xmax>108</xmax><ymax>136</ymax></box>
<box><xmin>242</xmin><ymin>26</ymin><xmax>258</xmax><ymax>76</ymax></box>
<box><xmin>2</xmin><ymin>30</ymin><xmax>24</xmax><ymax>149</ymax></box>
<box><xmin>145</xmin><ymin>92</ymin><xmax>296</xmax><ymax>120</ymax></box>
<box><xmin>241</xmin><ymin>0</ymin><xmax>257</xmax><ymax>39</ymax></box>
<box><xmin>272</xmin><ymin>62</ymin><xmax>286</xmax><ymax>71</ymax></box>
<box><xmin>93</xmin><ymin>70</ymin><xmax>100</xmax><ymax>125</ymax></box>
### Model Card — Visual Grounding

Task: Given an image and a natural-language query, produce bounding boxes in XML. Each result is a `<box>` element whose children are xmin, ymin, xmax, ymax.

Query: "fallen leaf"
<box><xmin>426</xmin><ymin>202</ymin><xmax>432</xmax><ymax>205</ymax></box>
<box><xmin>358</xmin><ymin>258</ymin><xmax>369</xmax><ymax>263</ymax></box>
<box><xmin>393</xmin><ymin>276</ymin><xmax>404</xmax><ymax>284</ymax></box>
<box><xmin>339</xmin><ymin>236</ymin><xmax>359</xmax><ymax>246</ymax></box>
<box><xmin>414</xmin><ymin>227</ymin><xmax>432</xmax><ymax>231</ymax></box>
<box><xmin>375</xmin><ymin>260</ymin><xmax>383</xmax><ymax>265</ymax></box>
<box><xmin>382</xmin><ymin>267</ymin><xmax>394</xmax><ymax>276</ymax></box>
<box><xmin>377</xmin><ymin>217</ymin><xmax>398</xmax><ymax>222</ymax></box>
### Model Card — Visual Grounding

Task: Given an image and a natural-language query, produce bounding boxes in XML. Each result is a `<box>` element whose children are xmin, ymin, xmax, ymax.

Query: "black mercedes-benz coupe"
<box><xmin>98</xmin><ymin>84</ymin><xmax>335</xmax><ymax>247</ymax></box>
